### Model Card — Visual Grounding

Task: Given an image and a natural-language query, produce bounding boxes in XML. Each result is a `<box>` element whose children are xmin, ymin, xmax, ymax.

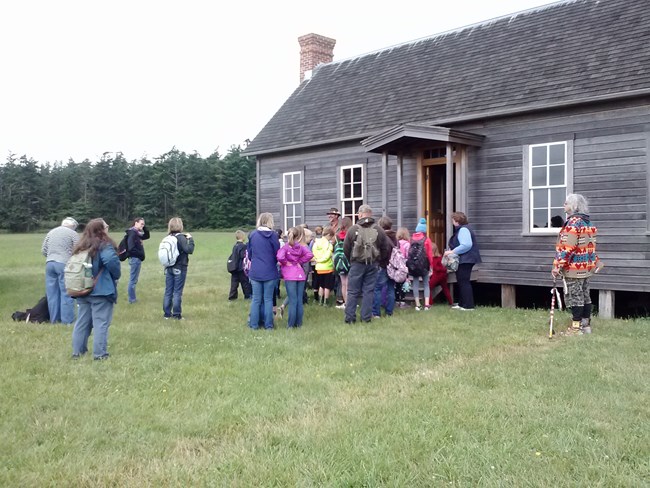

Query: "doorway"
<box><xmin>423</xmin><ymin>148</ymin><xmax>459</xmax><ymax>253</ymax></box>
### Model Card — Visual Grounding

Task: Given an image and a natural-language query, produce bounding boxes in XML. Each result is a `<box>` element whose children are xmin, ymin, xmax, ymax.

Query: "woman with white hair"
<box><xmin>41</xmin><ymin>217</ymin><xmax>79</xmax><ymax>324</ymax></box>
<box><xmin>552</xmin><ymin>193</ymin><xmax>602</xmax><ymax>335</ymax></box>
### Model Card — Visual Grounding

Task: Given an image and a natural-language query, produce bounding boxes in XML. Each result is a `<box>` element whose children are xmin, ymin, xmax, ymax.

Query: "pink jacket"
<box><xmin>276</xmin><ymin>242</ymin><xmax>314</xmax><ymax>281</ymax></box>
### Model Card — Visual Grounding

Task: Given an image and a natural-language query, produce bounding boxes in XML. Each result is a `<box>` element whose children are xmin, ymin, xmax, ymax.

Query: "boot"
<box><xmin>580</xmin><ymin>317</ymin><xmax>592</xmax><ymax>334</ymax></box>
<box><xmin>565</xmin><ymin>320</ymin><xmax>583</xmax><ymax>336</ymax></box>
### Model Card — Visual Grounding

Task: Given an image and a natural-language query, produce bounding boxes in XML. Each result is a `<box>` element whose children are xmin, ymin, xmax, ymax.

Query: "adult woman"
<box><xmin>444</xmin><ymin>211</ymin><xmax>481</xmax><ymax>311</ymax></box>
<box><xmin>71</xmin><ymin>218</ymin><xmax>121</xmax><ymax>360</ymax></box>
<box><xmin>247</xmin><ymin>212</ymin><xmax>280</xmax><ymax>329</ymax></box>
<box><xmin>163</xmin><ymin>217</ymin><xmax>194</xmax><ymax>320</ymax></box>
<box><xmin>552</xmin><ymin>193</ymin><xmax>600</xmax><ymax>335</ymax></box>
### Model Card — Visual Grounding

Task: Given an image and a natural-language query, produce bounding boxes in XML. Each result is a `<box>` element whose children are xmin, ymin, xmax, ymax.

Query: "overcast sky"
<box><xmin>0</xmin><ymin>0</ymin><xmax>556</xmax><ymax>164</ymax></box>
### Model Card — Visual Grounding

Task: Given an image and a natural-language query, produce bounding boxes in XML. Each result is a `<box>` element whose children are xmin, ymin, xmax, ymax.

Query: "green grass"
<box><xmin>1</xmin><ymin>232</ymin><xmax>648</xmax><ymax>487</ymax></box>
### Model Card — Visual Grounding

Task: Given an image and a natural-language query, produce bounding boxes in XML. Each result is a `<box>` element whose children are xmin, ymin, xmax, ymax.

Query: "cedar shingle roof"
<box><xmin>245</xmin><ymin>0</ymin><xmax>650</xmax><ymax>155</ymax></box>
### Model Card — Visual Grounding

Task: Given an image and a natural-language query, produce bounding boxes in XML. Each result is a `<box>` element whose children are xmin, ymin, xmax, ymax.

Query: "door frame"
<box><xmin>417</xmin><ymin>143</ymin><xmax>468</xmax><ymax>248</ymax></box>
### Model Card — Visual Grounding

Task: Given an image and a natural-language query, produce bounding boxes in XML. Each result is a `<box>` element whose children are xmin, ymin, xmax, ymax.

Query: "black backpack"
<box><xmin>227</xmin><ymin>242</ymin><xmax>244</xmax><ymax>273</ymax></box>
<box><xmin>117</xmin><ymin>233</ymin><xmax>129</xmax><ymax>262</ymax></box>
<box><xmin>12</xmin><ymin>296</ymin><xmax>49</xmax><ymax>323</ymax></box>
<box><xmin>406</xmin><ymin>238</ymin><xmax>430</xmax><ymax>277</ymax></box>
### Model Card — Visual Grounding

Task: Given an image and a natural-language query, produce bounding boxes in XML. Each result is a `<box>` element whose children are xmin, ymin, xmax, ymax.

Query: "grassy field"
<box><xmin>0</xmin><ymin>231</ymin><xmax>648</xmax><ymax>487</ymax></box>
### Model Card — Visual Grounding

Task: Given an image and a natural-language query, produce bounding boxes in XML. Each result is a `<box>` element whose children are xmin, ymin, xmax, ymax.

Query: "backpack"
<box><xmin>227</xmin><ymin>243</ymin><xmax>242</xmax><ymax>273</ymax></box>
<box><xmin>406</xmin><ymin>238</ymin><xmax>430</xmax><ymax>277</ymax></box>
<box><xmin>387</xmin><ymin>246</ymin><xmax>409</xmax><ymax>283</ymax></box>
<box><xmin>64</xmin><ymin>250</ymin><xmax>97</xmax><ymax>297</ymax></box>
<box><xmin>117</xmin><ymin>233</ymin><xmax>129</xmax><ymax>262</ymax></box>
<box><xmin>242</xmin><ymin>249</ymin><xmax>251</xmax><ymax>277</ymax></box>
<box><xmin>351</xmin><ymin>226</ymin><xmax>379</xmax><ymax>264</ymax></box>
<box><xmin>158</xmin><ymin>234</ymin><xmax>180</xmax><ymax>267</ymax></box>
<box><xmin>333</xmin><ymin>239</ymin><xmax>350</xmax><ymax>275</ymax></box>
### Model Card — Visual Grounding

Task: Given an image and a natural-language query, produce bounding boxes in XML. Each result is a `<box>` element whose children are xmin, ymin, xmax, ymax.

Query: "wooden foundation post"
<box><xmin>598</xmin><ymin>290</ymin><xmax>615</xmax><ymax>319</ymax></box>
<box><xmin>501</xmin><ymin>284</ymin><xmax>516</xmax><ymax>309</ymax></box>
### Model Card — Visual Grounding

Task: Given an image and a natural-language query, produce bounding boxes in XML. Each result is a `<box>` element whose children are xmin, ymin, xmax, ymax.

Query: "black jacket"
<box><xmin>126</xmin><ymin>226</ymin><xmax>150</xmax><ymax>261</ymax></box>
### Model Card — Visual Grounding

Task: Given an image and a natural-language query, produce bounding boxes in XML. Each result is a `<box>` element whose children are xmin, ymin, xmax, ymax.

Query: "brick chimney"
<box><xmin>298</xmin><ymin>33</ymin><xmax>336</xmax><ymax>82</ymax></box>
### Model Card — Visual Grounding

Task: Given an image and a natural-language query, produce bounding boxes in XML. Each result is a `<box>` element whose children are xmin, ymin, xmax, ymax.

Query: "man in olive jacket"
<box><xmin>343</xmin><ymin>205</ymin><xmax>392</xmax><ymax>323</ymax></box>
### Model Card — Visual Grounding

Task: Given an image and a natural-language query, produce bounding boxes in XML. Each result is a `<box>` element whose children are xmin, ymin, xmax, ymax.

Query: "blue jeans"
<box><xmin>249</xmin><ymin>279</ymin><xmax>276</xmax><ymax>329</ymax></box>
<box><xmin>345</xmin><ymin>262</ymin><xmax>378</xmax><ymax>322</ymax></box>
<box><xmin>285</xmin><ymin>280</ymin><xmax>306</xmax><ymax>328</ymax></box>
<box><xmin>45</xmin><ymin>260</ymin><xmax>75</xmax><ymax>324</ymax></box>
<box><xmin>372</xmin><ymin>268</ymin><xmax>395</xmax><ymax>317</ymax></box>
<box><xmin>163</xmin><ymin>267</ymin><xmax>188</xmax><ymax>318</ymax></box>
<box><xmin>72</xmin><ymin>296</ymin><xmax>114</xmax><ymax>358</ymax></box>
<box><xmin>128</xmin><ymin>257</ymin><xmax>142</xmax><ymax>303</ymax></box>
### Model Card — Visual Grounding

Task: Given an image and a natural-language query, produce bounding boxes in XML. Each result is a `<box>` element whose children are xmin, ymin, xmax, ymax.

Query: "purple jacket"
<box><xmin>276</xmin><ymin>243</ymin><xmax>313</xmax><ymax>281</ymax></box>
<box><xmin>247</xmin><ymin>229</ymin><xmax>280</xmax><ymax>281</ymax></box>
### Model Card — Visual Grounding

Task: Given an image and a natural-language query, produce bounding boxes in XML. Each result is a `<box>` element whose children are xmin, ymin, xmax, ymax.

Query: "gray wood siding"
<box><xmin>257</xmin><ymin>97</ymin><xmax>649</xmax><ymax>293</ymax></box>
<box><xmin>461</xmin><ymin>97</ymin><xmax>650</xmax><ymax>293</ymax></box>
<box><xmin>258</xmin><ymin>143</ymin><xmax>420</xmax><ymax>231</ymax></box>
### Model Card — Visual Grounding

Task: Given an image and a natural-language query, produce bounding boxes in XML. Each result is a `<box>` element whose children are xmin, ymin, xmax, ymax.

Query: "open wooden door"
<box><xmin>423</xmin><ymin>148</ymin><xmax>460</xmax><ymax>252</ymax></box>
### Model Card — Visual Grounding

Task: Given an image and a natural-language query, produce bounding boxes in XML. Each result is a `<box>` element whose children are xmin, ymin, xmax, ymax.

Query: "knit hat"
<box><xmin>415</xmin><ymin>218</ymin><xmax>427</xmax><ymax>233</ymax></box>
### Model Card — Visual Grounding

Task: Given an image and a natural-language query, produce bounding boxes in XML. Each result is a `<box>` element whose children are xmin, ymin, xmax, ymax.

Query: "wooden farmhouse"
<box><xmin>243</xmin><ymin>0</ymin><xmax>650</xmax><ymax>318</ymax></box>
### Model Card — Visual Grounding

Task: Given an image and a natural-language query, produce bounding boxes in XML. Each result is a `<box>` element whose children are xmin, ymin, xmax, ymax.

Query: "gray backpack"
<box><xmin>351</xmin><ymin>226</ymin><xmax>379</xmax><ymax>264</ymax></box>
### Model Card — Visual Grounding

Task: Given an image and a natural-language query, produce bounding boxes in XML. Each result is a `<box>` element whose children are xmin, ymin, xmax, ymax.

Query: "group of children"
<box><xmin>228</xmin><ymin>216</ymin><xmax>455</xmax><ymax>328</ymax></box>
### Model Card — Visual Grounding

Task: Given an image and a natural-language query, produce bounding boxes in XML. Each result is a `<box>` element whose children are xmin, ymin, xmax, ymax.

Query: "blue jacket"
<box><xmin>90</xmin><ymin>244</ymin><xmax>122</xmax><ymax>303</ymax></box>
<box><xmin>247</xmin><ymin>228</ymin><xmax>280</xmax><ymax>281</ymax></box>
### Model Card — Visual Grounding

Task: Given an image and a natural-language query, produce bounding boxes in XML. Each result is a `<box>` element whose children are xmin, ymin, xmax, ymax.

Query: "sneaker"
<box><xmin>458</xmin><ymin>307</ymin><xmax>474</xmax><ymax>311</ymax></box>
<box><xmin>93</xmin><ymin>353</ymin><xmax>110</xmax><ymax>361</ymax></box>
<box><xmin>373</xmin><ymin>315</ymin><xmax>381</xmax><ymax>320</ymax></box>
<box><xmin>415</xmin><ymin>306</ymin><xmax>422</xmax><ymax>311</ymax></box>
<box><xmin>399</xmin><ymin>302</ymin><xmax>410</xmax><ymax>308</ymax></box>
<box><xmin>335</xmin><ymin>303</ymin><xmax>346</xmax><ymax>310</ymax></box>
<box><xmin>562</xmin><ymin>326</ymin><xmax>583</xmax><ymax>336</ymax></box>
<box><xmin>581</xmin><ymin>326</ymin><xmax>592</xmax><ymax>334</ymax></box>
<box><xmin>424</xmin><ymin>306</ymin><xmax>430</xmax><ymax>311</ymax></box>
<box><xmin>451</xmin><ymin>304</ymin><xmax>461</xmax><ymax>309</ymax></box>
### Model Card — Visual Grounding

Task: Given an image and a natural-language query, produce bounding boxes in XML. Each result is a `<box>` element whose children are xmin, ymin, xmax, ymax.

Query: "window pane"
<box><xmin>549</xmin><ymin>165</ymin><xmax>565</xmax><ymax>186</ymax></box>
<box><xmin>343</xmin><ymin>183</ymin><xmax>351</xmax><ymax>199</ymax></box>
<box><xmin>533</xmin><ymin>209</ymin><xmax>547</xmax><ymax>229</ymax></box>
<box><xmin>533</xmin><ymin>189</ymin><xmax>548</xmax><ymax>208</ymax></box>
<box><xmin>284</xmin><ymin>188</ymin><xmax>291</xmax><ymax>203</ymax></box>
<box><xmin>344</xmin><ymin>201</ymin><xmax>354</xmax><ymax>215</ymax></box>
<box><xmin>353</xmin><ymin>183</ymin><xmax>363</xmax><ymax>198</ymax></box>
<box><xmin>342</xmin><ymin>168</ymin><xmax>351</xmax><ymax>184</ymax></box>
<box><xmin>549</xmin><ymin>144</ymin><xmax>565</xmax><ymax>165</ymax></box>
<box><xmin>531</xmin><ymin>167</ymin><xmax>547</xmax><ymax>186</ymax></box>
<box><xmin>550</xmin><ymin>188</ymin><xmax>565</xmax><ymax>207</ymax></box>
<box><xmin>353</xmin><ymin>167</ymin><xmax>362</xmax><ymax>182</ymax></box>
<box><xmin>549</xmin><ymin>210</ymin><xmax>564</xmax><ymax>228</ymax></box>
<box><xmin>531</xmin><ymin>146</ymin><xmax>547</xmax><ymax>167</ymax></box>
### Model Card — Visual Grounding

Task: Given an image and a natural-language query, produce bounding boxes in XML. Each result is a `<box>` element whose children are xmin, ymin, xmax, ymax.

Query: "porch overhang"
<box><xmin>361</xmin><ymin>123</ymin><xmax>485</xmax><ymax>154</ymax></box>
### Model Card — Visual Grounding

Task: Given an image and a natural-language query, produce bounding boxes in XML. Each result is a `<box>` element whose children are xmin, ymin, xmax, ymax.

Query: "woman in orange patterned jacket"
<box><xmin>552</xmin><ymin>193</ymin><xmax>602</xmax><ymax>335</ymax></box>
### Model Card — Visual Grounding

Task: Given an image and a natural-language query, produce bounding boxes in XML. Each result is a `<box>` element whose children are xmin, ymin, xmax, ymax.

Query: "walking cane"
<box><xmin>548</xmin><ymin>278</ymin><xmax>562</xmax><ymax>339</ymax></box>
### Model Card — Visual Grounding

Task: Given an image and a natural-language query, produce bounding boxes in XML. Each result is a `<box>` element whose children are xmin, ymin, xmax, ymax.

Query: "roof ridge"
<box><xmin>329</xmin><ymin>0</ymin><xmax>575</xmax><ymax>66</ymax></box>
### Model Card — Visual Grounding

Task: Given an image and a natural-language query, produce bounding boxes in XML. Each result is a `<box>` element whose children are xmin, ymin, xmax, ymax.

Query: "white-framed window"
<box><xmin>282</xmin><ymin>171</ymin><xmax>302</xmax><ymax>230</ymax></box>
<box><xmin>524</xmin><ymin>141</ymin><xmax>573</xmax><ymax>234</ymax></box>
<box><xmin>340</xmin><ymin>164</ymin><xmax>364</xmax><ymax>222</ymax></box>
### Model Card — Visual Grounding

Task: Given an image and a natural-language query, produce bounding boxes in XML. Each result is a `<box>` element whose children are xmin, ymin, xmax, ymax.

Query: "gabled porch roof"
<box><xmin>361</xmin><ymin>124</ymin><xmax>485</xmax><ymax>155</ymax></box>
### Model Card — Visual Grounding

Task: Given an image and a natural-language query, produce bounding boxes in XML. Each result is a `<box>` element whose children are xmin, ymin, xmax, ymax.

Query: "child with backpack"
<box><xmin>395</xmin><ymin>227</ymin><xmax>411</xmax><ymax>308</ymax></box>
<box><xmin>372</xmin><ymin>216</ymin><xmax>398</xmax><ymax>318</ymax></box>
<box><xmin>276</xmin><ymin>226</ymin><xmax>314</xmax><ymax>328</ymax></box>
<box><xmin>333</xmin><ymin>217</ymin><xmax>352</xmax><ymax>309</ymax></box>
<box><xmin>428</xmin><ymin>242</ymin><xmax>454</xmax><ymax>306</ymax></box>
<box><xmin>312</xmin><ymin>225</ymin><xmax>335</xmax><ymax>305</ymax></box>
<box><xmin>407</xmin><ymin>218</ymin><xmax>434</xmax><ymax>311</ymax></box>
<box><xmin>227</xmin><ymin>230</ymin><xmax>252</xmax><ymax>301</ymax></box>
<box><xmin>310</xmin><ymin>225</ymin><xmax>323</xmax><ymax>301</ymax></box>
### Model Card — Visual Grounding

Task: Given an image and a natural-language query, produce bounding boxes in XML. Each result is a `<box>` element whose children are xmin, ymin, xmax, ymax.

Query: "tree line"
<box><xmin>0</xmin><ymin>147</ymin><xmax>256</xmax><ymax>232</ymax></box>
